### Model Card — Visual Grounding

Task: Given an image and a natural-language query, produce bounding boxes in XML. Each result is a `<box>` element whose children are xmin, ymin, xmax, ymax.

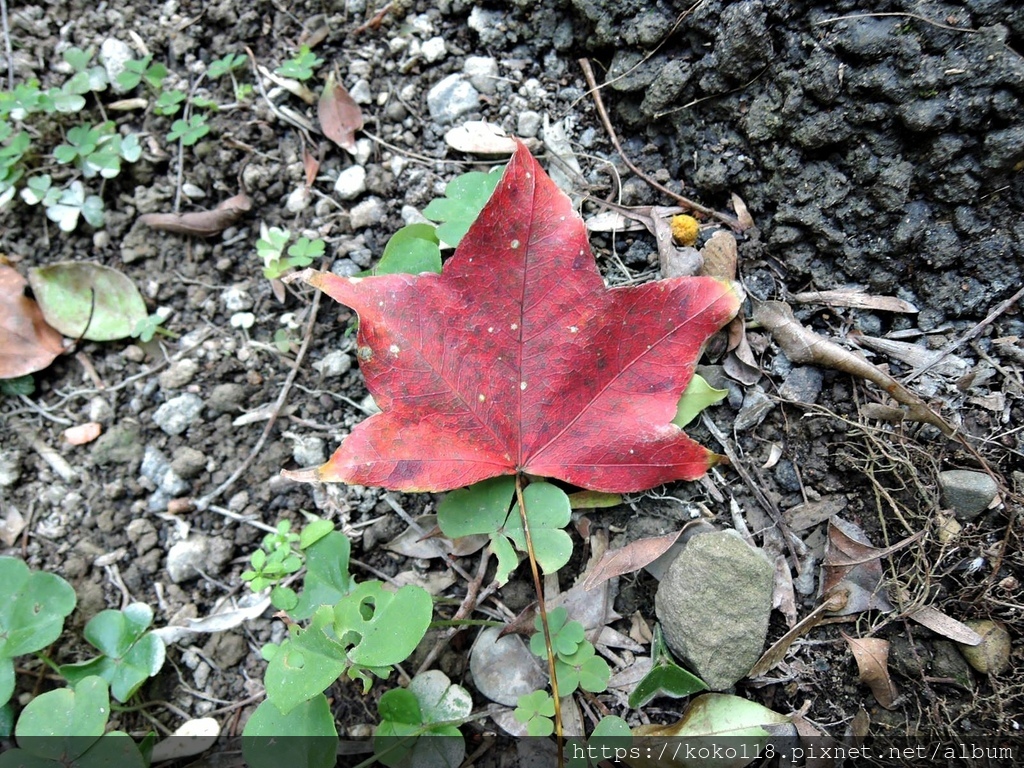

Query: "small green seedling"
<box><xmin>514</xmin><ymin>690</ymin><xmax>556</xmax><ymax>737</ymax></box>
<box><xmin>59</xmin><ymin>603</ymin><xmax>166</xmax><ymax>703</ymax></box>
<box><xmin>241</xmin><ymin>520</ymin><xmax>303</xmax><ymax>610</ymax></box>
<box><xmin>62</xmin><ymin>47</ymin><xmax>109</xmax><ymax>94</ymax></box>
<box><xmin>673</xmin><ymin>373</ymin><xmax>727</xmax><ymax>428</ymax></box>
<box><xmin>422</xmin><ymin>167</ymin><xmax>503</xmax><ymax>246</ymax></box>
<box><xmin>154</xmin><ymin>88</ymin><xmax>187</xmax><ymax>116</ymax></box>
<box><xmin>53</xmin><ymin>121</ymin><xmax>141</xmax><ymax>179</ymax></box>
<box><xmin>166</xmin><ymin>114</ymin><xmax>210</xmax><ymax>146</ymax></box>
<box><xmin>0</xmin><ymin>676</ymin><xmax>147</xmax><ymax>768</ymax></box>
<box><xmin>0</xmin><ymin>557</ymin><xmax>77</xmax><ymax>708</ymax></box>
<box><xmin>131</xmin><ymin>313</ymin><xmax>178</xmax><ymax>343</ymax></box>
<box><xmin>207</xmin><ymin>53</ymin><xmax>248</xmax><ymax>80</ymax></box>
<box><xmin>437</xmin><ymin>476</ymin><xmax>573</xmax><ymax>585</ymax></box>
<box><xmin>44</xmin><ymin>180</ymin><xmax>104</xmax><ymax>231</ymax></box>
<box><xmin>256</xmin><ymin>226</ymin><xmax>325</xmax><ymax>279</ymax></box>
<box><xmin>19</xmin><ymin>174</ymin><xmax>61</xmax><ymax>208</ymax></box>
<box><xmin>275</xmin><ymin>46</ymin><xmax>323</xmax><ymax>81</ymax></box>
<box><xmin>373</xmin><ymin>670</ymin><xmax>472</xmax><ymax>768</ymax></box>
<box><xmin>115</xmin><ymin>55</ymin><xmax>167</xmax><ymax>92</ymax></box>
<box><xmin>527</xmin><ymin>608</ymin><xmax>610</xmax><ymax>697</ymax></box>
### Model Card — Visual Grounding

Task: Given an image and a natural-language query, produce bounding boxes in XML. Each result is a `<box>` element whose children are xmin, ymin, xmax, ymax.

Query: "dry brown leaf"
<box><xmin>384</xmin><ymin>514</ymin><xmax>488</xmax><ymax>559</ymax></box>
<box><xmin>783</xmin><ymin>494</ymin><xmax>848</xmax><ymax>532</ymax></box>
<box><xmin>752</xmin><ymin>300</ymin><xmax>954</xmax><ymax>435</ymax></box>
<box><xmin>698</xmin><ymin>230</ymin><xmax>738</xmax><ymax>280</ymax></box>
<box><xmin>0</xmin><ymin>263</ymin><xmax>65</xmax><ymax>378</ymax></box>
<box><xmin>851</xmin><ymin>333</ymin><xmax>969</xmax><ymax>378</ymax></box>
<box><xmin>583</xmin><ymin>529</ymin><xmax>684</xmax><ymax>591</ymax></box>
<box><xmin>844</xmin><ymin>634</ymin><xmax>899</xmax><ymax>709</ymax></box>
<box><xmin>822</xmin><ymin>517</ymin><xmax>895</xmax><ymax>615</ymax></box>
<box><xmin>318</xmin><ymin>72</ymin><xmax>363</xmax><ymax>153</ymax></box>
<box><xmin>730</xmin><ymin>193</ymin><xmax>755</xmax><ymax>230</ymax></box>
<box><xmin>906</xmin><ymin>605</ymin><xmax>983</xmax><ymax>645</ymax></box>
<box><xmin>64</xmin><ymin>422</ymin><xmax>102</xmax><ymax>446</ymax></box>
<box><xmin>772</xmin><ymin>553</ymin><xmax>798</xmax><ymax>628</ymax></box>
<box><xmin>790</xmin><ymin>289</ymin><xmax>918</xmax><ymax>314</ymax></box>
<box><xmin>138</xmin><ymin>192</ymin><xmax>251</xmax><ymax>237</ymax></box>
<box><xmin>723</xmin><ymin>325</ymin><xmax>762</xmax><ymax>385</ymax></box>
<box><xmin>303</xmin><ymin>145</ymin><xmax>321</xmax><ymax>188</ymax></box>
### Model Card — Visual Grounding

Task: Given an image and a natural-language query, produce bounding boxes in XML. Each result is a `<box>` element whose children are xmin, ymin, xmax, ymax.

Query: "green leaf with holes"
<box><xmin>334</xmin><ymin>581</ymin><xmax>432</xmax><ymax>668</ymax></box>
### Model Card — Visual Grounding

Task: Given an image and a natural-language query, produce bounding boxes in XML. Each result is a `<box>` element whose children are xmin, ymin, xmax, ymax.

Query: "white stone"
<box><xmin>285</xmin><ymin>186</ymin><xmax>311</xmax><ymax>213</ymax></box>
<box><xmin>334</xmin><ymin>165</ymin><xmax>367</xmax><ymax>201</ymax></box>
<box><xmin>426</xmin><ymin>74</ymin><xmax>479</xmax><ymax>125</ymax></box>
<box><xmin>313</xmin><ymin>350</ymin><xmax>353</xmax><ymax>378</ymax></box>
<box><xmin>153</xmin><ymin>394</ymin><xmax>204</xmax><ymax>436</ymax></box>
<box><xmin>100</xmin><ymin>38</ymin><xmax>134</xmax><ymax>93</ymax></box>
<box><xmin>349</xmin><ymin>78</ymin><xmax>372</xmax><ymax>105</ymax></box>
<box><xmin>464</xmin><ymin>56</ymin><xmax>499</xmax><ymax>95</ymax></box>
<box><xmin>350</xmin><ymin>197</ymin><xmax>385</xmax><ymax>229</ymax></box>
<box><xmin>422</xmin><ymin>36</ymin><xmax>447</xmax><ymax>64</ymax></box>
<box><xmin>220</xmin><ymin>285</ymin><xmax>253</xmax><ymax>312</ymax></box>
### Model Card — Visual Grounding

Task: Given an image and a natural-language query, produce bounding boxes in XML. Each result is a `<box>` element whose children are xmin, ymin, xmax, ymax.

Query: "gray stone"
<box><xmin>141</xmin><ymin>446</ymin><xmax>190</xmax><ymax>496</ymax></box>
<box><xmin>91</xmin><ymin>422</ymin><xmax>142</xmax><ymax>465</ymax></box>
<box><xmin>464</xmin><ymin>56</ymin><xmax>499</xmax><ymax>95</ymax></box>
<box><xmin>126</xmin><ymin>518</ymin><xmax>159</xmax><ymax>555</ymax></box>
<box><xmin>517</xmin><ymin>110</ymin><xmax>542</xmax><ymax>139</ymax></box>
<box><xmin>734</xmin><ymin>387</ymin><xmax>775</xmax><ymax>431</ymax></box>
<box><xmin>158</xmin><ymin>359</ymin><xmax>199</xmax><ymax>390</ymax></box>
<box><xmin>207</xmin><ymin>383</ymin><xmax>246</xmax><ymax>414</ymax></box>
<box><xmin>426</xmin><ymin>74</ymin><xmax>479</xmax><ymax>125</ymax></box>
<box><xmin>350</xmin><ymin>197</ymin><xmax>385</xmax><ymax>229</ymax></box>
<box><xmin>313</xmin><ymin>350</ymin><xmax>353</xmax><ymax>378</ymax></box>
<box><xmin>88</xmin><ymin>396</ymin><xmax>114</xmax><ymax>424</ymax></box>
<box><xmin>166</xmin><ymin>537</ymin><xmax>209</xmax><ymax>583</ymax></box>
<box><xmin>0</xmin><ymin>449</ymin><xmax>22</xmax><ymax>487</ymax></box>
<box><xmin>166</xmin><ymin>534</ymin><xmax>232</xmax><ymax>583</ymax></box>
<box><xmin>469</xmin><ymin>626</ymin><xmax>547</xmax><ymax>706</ymax></box>
<box><xmin>153</xmin><ymin>394</ymin><xmax>204</xmax><ymax>436</ymax></box>
<box><xmin>939</xmin><ymin>470</ymin><xmax>998</xmax><ymax>520</ymax></box>
<box><xmin>655</xmin><ymin>529</ymin><xmax>774</xmax><ymax>690</ymax></box>
<box><xmin>171</xmin><ymin>447</ymin><xmax>207</xmax><ymax>479</ymax></box>
<box><xmin>467</xmin><ymin>7</ymin><xmax>506</xmax><ymax>48</ymax></box>
<box><xmin>291</xmin><ymin>435</ymin><xmax>326</xmax><ymax>467</ymax></box>
<box><xmin>421</xmin><ymin>36</ymin><xmax>446</xmax><ymax>64</ymax></box>
<box><xmin>779</xmin><ymin>366</ymin><xmax>824</xmax><ymax>403</ymax></box>
<box><xmin>334</xmin><ymin>165</ymin><xmax>367</xmax><ymax>201</ymax></box>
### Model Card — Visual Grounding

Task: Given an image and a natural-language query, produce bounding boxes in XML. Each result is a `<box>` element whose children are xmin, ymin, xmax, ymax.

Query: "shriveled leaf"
<box><xmin>28</xmin><ymin>262</ymin><xmax>147</xmax><ymax>341</ymax></box>
<box><xmin>0</xmin><ymin>264</ymin><xmax>65</xmax><ymax>378</ymax></box>
<box><xmin>698</xmin><ymin>230</ymin><xmax>738</xmax><ymax>280</ymax></box>
<box><xmin>790</xmin><ymin>289</ymin><xmax>918</xmax><ymax>314</ymax></box>
<box><xmin>318</xmin><ymin>73</ymin><xmax>363</xmax><ymax>152</ymax></box>
<box><xmin>906</xmin><ymin>605</ymin><xmax>983</xmax><ymax>645</ymax></box>
<box><xmin>584</xmin><ymin>530</ymin><xmax>684</xmax><ymax>591</ymax></box>
<box><xmin>753</xmin><ymin>299</ymin><xmax>952</xmax><ymax>435</ymax></box>
<box><xmin>138</xmin><ymin>191</ymin><xmax>251</xmax><ymax>237</ymax></box>
<box><xmin>844</xmin><ymin>634</ymin><xmax>898</xmax><ymax>709</ymax></box>
<box><xmin>287</xmin><ymin>143</ymin><xmax>741</xmax><ymax>493</ymax></box>
<box><xmin>566</xmin><ymin>490</ymin><xmax>621</xmax><ymax>509</ymax></box>
<box><xmin>822</xmin><ymin>518</ymin><xmax>894</xmax><ymax>615</ymax></box>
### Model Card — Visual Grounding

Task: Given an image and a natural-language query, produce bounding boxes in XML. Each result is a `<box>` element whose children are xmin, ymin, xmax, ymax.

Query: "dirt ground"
<box><xmin>1</xmin><ymin>0</ymin><xmax>1022</xmax><ymax>765</ymax></box>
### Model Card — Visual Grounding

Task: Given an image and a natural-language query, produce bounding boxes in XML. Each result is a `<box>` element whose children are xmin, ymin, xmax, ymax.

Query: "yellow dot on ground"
<box><xmin>670</xmin><ymin>214</ymin><xmax>700</xmax><ymax>246</ymax></box>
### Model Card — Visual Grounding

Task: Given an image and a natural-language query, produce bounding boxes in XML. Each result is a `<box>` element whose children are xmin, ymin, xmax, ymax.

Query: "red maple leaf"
<box><xmin>288</xmin><ymin>142</ymin><xmax>741</xmax><ymax>493</ymax></box>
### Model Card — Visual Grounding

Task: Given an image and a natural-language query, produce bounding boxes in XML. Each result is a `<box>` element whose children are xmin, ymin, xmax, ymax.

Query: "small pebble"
<box><xmin>313</xmin><ymin>350</ymin><xmax>353</xmax><ymax>378</ymax></box>
<box><xmin>426</xmin><ymin>74</ymin><xmax>480</xmax><ymax>125</ymax></box>
<box><xmin>464</xmin><ymin>56</ymin><xmax>499</xmax><ymax>95</ymax></box>
<box><xmin>350</xmin><ymin>197</ymin><xmax>385</xmax><ymax>229</ymax></box>
<box><xmin>422</xmin><ymin>36</ymin><xmax>447</xmax><ymax>64</ymax></box>
<box><xmin>158</xmin><ymin>359</ymin><xmax>199</xmax><ymax>390</ymax></box>
<box><xmin>153</xmin><ymin>394</ymin><xmax>204</xmax><ymax>436</ymax></box>
<box><xmin>939</xmin><ymin>470</ymin><xmax>998</xmax><ymax>521</ymax></box>
<box><xmin>334</xmin><ymin>165</ymin><xmax>367</xmax><ymax>201</ymax></box>
<box><xmin>207</xmin><ymin>383</ymin><xmax>246</xmax><ymax>414</ymax></box>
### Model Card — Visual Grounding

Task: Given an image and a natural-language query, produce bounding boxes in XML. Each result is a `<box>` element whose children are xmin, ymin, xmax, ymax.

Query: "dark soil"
<box><xmin>1</xmin><ymin>0</ymin><xmax>1022</xmax><ymax>765</ymax></box>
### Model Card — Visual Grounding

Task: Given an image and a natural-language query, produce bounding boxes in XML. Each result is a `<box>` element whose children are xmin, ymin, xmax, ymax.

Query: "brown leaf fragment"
<box><xmin>844</xmin><ymin>634</ymin><xmax>899</xmax><ymax>709</ymax></box>
<box><xmin>583</xmin><ymin>529</ymin><xmax>684</xmax><ymax>591</ymax></box>
<box><xmin>303</xmin><ymin>145</ymin><xmax>322</xmax><ymax>188</ymax></box>
<box><xmin>790</xmin><ymin>289</ymin><xmax>918</xmax><ymax>314</ymax></box>
<box><xmin>723</xmin><ymin>324</ymin><xmax>762</xmax><ymax>385</ymax></box>
<box><xmin>319</xmin><ymin>72</ymin><xmax>363</xmax><ymax>153</ymax></box>
<box><xmin>0</xmin><ymin>263</ymin><xmax>66</xmax><ymax>378</ymax></box>
<box><xmin>822</xmin><ymin>517</ymin><xmax>894</xmax><ymax>615</ymax></box>
<box><xmin>138</xmin><ymin>192</ymin><xmax>252</xmax><ymax>237</ymax></box>
<box><xmin>906</xmin><ymin>605</ymin><xmax>983</xmax><ymax>645</ymax></box>
<box><xmin>772</xmin><ymin>553</ymin><xmax>798</xmax><ymax>628</ymax></box>
<box><xmin>752</xmin><ymin>300</ymin><xmax>954</xmax><ymax>435</ymax></box>
<box><xmin>698</xmin><ymin>230</ymin><xmax>738</xmax><ymax>281</ymax></box>
<box><xmin>730</xmin><ymin>193</ymin><xmax>755</xmax><ymax>230</ymax></box>
<box><xmin>783</xmin><ymin>494</ymin><xmax>848</xmax><ymax>532</ymax></box>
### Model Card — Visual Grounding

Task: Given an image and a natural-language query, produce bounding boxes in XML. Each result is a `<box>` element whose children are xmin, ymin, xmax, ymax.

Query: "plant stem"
<box><xmin>514</xmin><ymin>472</ymin><xmax>563</xmax><ymax>764</ymax></box>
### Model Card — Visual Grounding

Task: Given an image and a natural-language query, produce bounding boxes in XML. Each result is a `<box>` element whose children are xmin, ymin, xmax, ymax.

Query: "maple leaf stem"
<box><xmin>514</xmin><ymin>471</ymin><xmax>564</xmax><ymax>763</ymax></box>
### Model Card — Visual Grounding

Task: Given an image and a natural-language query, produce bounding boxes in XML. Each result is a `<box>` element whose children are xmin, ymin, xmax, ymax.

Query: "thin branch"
<box><xmin>578</xmin><ymin>58</ymin><xmax>741</xmax><ymax>231</ymax></box>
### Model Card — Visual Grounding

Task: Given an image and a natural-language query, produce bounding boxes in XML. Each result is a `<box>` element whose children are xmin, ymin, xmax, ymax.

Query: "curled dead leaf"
<box><xmin>790</xmin><ymin>289</ymin><xmax>918</xmax><ymax>314</ymax></box>
<box><xmin>0</xmin><ymin>263</ymin><xmax>66</xmax><ymax>378</ymax></box>
<box><xmin>844</xmin><ymin>634</ymin><xmax>899</xmax><ymax>709</ymax></box>
<box><xmin>698</xmin><ymin>230</ymin><xmax>738</xmax><ymax>281</ymax></box>
<box><xmin>319</xmin><ymin>72</ymin><xmax>364</xmax><ymax>153</ymax></box>
<box><xmin>583</xmin><ymin>529</ymin><xmax>684</xmax><ymax>591</ymax></box>
<box><xmin>138</xmin><ymin>192</ymin><xmax>251</xmax><ymax>237</ymax></box>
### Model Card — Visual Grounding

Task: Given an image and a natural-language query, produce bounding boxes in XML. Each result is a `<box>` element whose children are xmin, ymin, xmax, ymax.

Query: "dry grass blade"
<box><xmin>790</xmin><ymin>289</ymin><xmax>918</xmax><ymax>314</ymax></box>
